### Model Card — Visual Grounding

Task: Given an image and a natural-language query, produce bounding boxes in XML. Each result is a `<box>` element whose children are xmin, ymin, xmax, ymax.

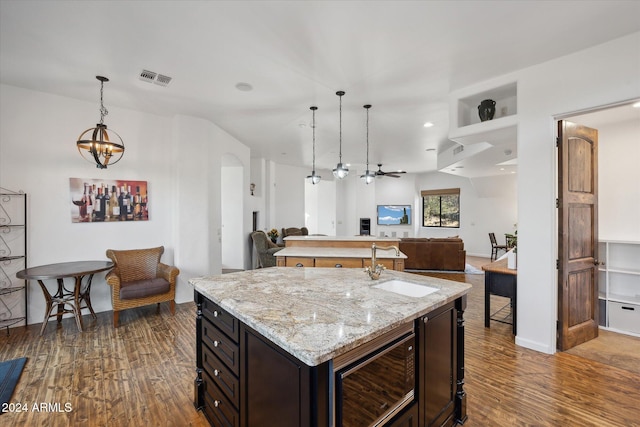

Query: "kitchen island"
<box><xmin>191</xmin><ymin>267</ymin><xmax>471</xmax><ymax>427</ymax></box>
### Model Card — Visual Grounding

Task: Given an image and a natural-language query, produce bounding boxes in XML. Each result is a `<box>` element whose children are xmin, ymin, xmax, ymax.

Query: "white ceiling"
<box><xmin>1</xmin><ymin>1</ymin><xmax>639</xmax><ymax>177</ymax></box>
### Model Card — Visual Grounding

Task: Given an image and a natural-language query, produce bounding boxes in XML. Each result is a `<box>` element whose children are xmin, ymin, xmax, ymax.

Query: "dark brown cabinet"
<box><xmin>195</xmin><ymin>291</ymin><xmax>466</xmax><ymax>427</ymax></box>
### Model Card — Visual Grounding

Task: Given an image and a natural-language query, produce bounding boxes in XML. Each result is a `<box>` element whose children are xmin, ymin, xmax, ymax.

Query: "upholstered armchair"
<box><xmin>250</xmin><ymin>231</ymin><xmax>283</xmax><ymax>268</ymax></box>
<box><xmin>281</xmin><ymin>227</ymin><xmax>309</xmax><ymax>238</ymax></box>
<box><xmin>105</xmin><ymin>246</ymin><xmax>180</xmax><ymax>327</ymax></box>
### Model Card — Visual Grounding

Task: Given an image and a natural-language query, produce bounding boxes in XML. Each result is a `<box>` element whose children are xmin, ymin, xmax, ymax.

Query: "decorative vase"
<box><xmin>478</xmin><ymin>99</ymin><xmax>496</xmax><ymax>122</ymax></box>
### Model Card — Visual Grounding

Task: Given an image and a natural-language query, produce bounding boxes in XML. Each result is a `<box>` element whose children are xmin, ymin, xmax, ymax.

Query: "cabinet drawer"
<box><xmin>202</xmin><ymin>298</ymin><xmax>239</xmax><ymax>343</ymax></box>
<box><xmin>203</xmin><ymin>341</ymin><xmax>240</xmax><ymax>409</ymax></box>
<box><xmin>609</xmin><ymin>301</ymin><xmax>640</xmax><ymax>334</ymax></box>
<box><xmin>315</xmin><ymin>258</ymin><xmax>363</xmax><ymax>268</ymax></box>
<box><xmin>203</xmin><ymin>371</ymin><xmax>240</xmax><ymax>427</ymax></box>
<box><xmin>285</xmin><ymin>257</ymin><xmax>315</xmax><ymax>267</ymax></box>
<box><xmin>202</xmin><ymin>318</ymin><xmax>240</xmax><ymax>375</ymax></box>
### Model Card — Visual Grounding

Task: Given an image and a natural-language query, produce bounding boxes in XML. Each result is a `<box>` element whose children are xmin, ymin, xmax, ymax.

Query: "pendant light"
<box><xmin>76</xmin><ymin>76</ymin><xmax>125</xmax><ymax>169</ymax></box>
<box><xmin>360</xmin><ymin>104</ymin><xmax>376</xmax><ymax>184</ymax></box>
<box><xmin>332</xmin><ymin>90</ymin><xmax>349</xmax><ymax>179</ymax></box>
<box><xmin>306</xmin><ymin>106</ymin><xmax>321</xmax><ymax>184</ymax></box>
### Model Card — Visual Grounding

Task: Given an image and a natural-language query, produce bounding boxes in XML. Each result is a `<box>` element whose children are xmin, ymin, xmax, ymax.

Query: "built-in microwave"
<box><xmin>334</xmin><ymin>322</ymin><xmax>415</xmax><ymax>427</ymax></box>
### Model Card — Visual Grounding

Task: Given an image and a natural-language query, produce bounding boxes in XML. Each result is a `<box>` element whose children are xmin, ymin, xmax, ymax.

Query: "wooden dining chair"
<box><xmin>489</xmin><ymin>232</ymin><xmax>509</xmax><ymax>261</ymax></box>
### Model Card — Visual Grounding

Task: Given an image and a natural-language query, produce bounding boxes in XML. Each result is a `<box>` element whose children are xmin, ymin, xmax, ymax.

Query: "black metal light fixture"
<box><xmin>360</xmin><ymin>104</ymin><xmax>376</xmax><ymax>185</ymax></box>
<box><xmin>332</xmin><ymin>90</ymin><xmax>349</xmax><ymax>179</ymax></box>
<box><xmin>306</xmin><ymin>106</ymin><xmax>321</xmax><ymax>185</ymax></box>
<box><xmin>76</xmin><ymin>76</ymin><xmax>125</xmax><ymax>169</ymax></box>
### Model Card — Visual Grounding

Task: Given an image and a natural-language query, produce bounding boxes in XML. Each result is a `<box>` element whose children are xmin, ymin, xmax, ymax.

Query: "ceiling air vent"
<box><xmin>154</xmin><ymin>74</ymin><xmax>172</xmax><ymax>87</ymax></box>
<box><xmin>139</xmin><ymin>69</ymin><xmax>157</xmax><ymax>83</ymax></box>
<box><xmin>139</xmin><ymin>69</ymin><xmax>172</xmax><ymax>87</ymax></box>
<box><xmin>453</xmin><ymin>145</ymin><xmax>464</xmax><ymax>155</ymax></box>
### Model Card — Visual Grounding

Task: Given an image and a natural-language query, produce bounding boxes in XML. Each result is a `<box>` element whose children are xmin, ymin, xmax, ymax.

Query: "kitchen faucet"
<box><xmin>365</xmin><ymin>242</ymin><xmax>400</xmax><ymax>280</ymax></box>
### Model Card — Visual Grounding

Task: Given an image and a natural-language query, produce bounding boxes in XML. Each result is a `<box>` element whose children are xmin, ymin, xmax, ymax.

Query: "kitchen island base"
<box><xmin>194</xmin><ymin>290</ymin><xmax>467</xmax><ymax>427</ymax></box>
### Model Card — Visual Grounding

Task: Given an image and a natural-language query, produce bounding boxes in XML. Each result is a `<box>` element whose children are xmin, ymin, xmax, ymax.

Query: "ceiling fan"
<box><xmin>375</xmin><ymin>163</ymin><xmax>407</xmax><ymax>178</ymax></box>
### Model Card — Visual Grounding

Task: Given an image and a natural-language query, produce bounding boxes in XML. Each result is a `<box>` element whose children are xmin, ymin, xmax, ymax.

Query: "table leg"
<box><xmin>484</xmin><ymin>272</ymin><xmax>491</xmax><ymax>328</ymax></box>
<box><xmin>37</xmin><ymin>280</ymin><xmax>53</xmax><ymax>336</ymax></box>
<box><xmin>73</xmin><ymin>276</ymin><xmax>84</xmax><ymax>332</ymax></box>
<box><xmin>56</xmin><ymin>278</ymin><xmax>65</xmax><ymax>323</ymax></box>
<box><xmin>78</xmin><ymin>274</ymin><xmax>97</xmax><ymax>319</ymax></box>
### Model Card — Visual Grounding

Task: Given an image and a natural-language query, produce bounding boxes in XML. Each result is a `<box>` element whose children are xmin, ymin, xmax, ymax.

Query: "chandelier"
<box><xmin>76</xmin><ymin>76</ymin><xmax>125</xmax><ymax>169</ymax></box>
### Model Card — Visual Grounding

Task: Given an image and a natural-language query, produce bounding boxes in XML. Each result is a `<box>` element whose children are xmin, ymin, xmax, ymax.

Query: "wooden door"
<box><xmin>557</xmin><ymin>120</ymin><xmax>599</xmax><ymax>351</ymax></box>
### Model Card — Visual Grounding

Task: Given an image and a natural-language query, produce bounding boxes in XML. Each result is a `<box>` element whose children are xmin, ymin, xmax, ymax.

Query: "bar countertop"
<box><xmin>190</xmin><ymin>267</ymin><xmax>471</xmax><ymax>366</ymax></box>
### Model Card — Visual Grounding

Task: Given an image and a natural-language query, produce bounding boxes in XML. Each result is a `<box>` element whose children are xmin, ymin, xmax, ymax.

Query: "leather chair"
<box><xmin>105</xmin><ymin>246</ymin><xmax>179</xmax><ymax>327</ymax></box>
<box><xmin>281</xmin><ymin>227</ymin><xmax>309</xmax><ymax>238</ymax></box>
<box><xmin>489</xmin><ymin>233</ymin><xmax>509</xmax><ymax>261</ymax></box>
<box><xmin>251</xmin><ymin>231</ymin><xmax>283</xmax><ymax>268</ymax></box>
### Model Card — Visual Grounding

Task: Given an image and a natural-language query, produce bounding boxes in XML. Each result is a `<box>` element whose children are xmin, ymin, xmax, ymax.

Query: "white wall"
<box><xmin>274</xmin><ymin>163</ymin><xmax>306</xmax><ymax>231</ymax></box>
<box><xmin>0</xmin><ymin>84</ymin><xmax>174</xmax><ymax>325</ymax></box>
<box><xmin>221</xmin><ymin>161</ymin><xmax>244</xmax><ymax>269</ymax></box>
<box><xmin>0</xmin><ymin>84</ymin><xmax>252</xmax><ymax>326</ymax></box>
<box><xmin>596</xmin><ymin>118</ymin><xmax>640</xmax><ymax>241</ymax></box>
<box><xmin>513</xmin><ymin>32</ymin><xmax>640</xmax><ymax>353</ymax></box>
<box><xmin>413</xmin><ymin>172</ymin><xmax>517</xmax><ymax>257</ymax></box>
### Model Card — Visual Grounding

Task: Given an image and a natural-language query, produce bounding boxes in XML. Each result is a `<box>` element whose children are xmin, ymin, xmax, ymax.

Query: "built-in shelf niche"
<box><xmin>457</xmin><ymin>82</ymin><xmax>517</xmax><ymax>128</ymax></box>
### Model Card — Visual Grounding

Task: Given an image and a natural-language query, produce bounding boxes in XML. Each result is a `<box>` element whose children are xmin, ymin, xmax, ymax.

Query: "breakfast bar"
<box><xmin>191</xmin><ymin>267</ymin><xmax>471</xmax><ymax>427</ymax></box>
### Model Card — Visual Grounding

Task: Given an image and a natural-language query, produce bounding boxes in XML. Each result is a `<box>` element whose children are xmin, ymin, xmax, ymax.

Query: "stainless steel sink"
<box><xmin>372</xmin><ymin>280</ymin><xmax>439</xmax><ymax>298</ymax></box>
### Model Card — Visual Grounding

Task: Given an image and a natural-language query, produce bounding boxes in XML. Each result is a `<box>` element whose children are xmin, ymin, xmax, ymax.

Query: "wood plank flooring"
<box><xmin>1</xmin><ymin>258</ymin><xmax>638</xmax><ymax>426</ymax></box>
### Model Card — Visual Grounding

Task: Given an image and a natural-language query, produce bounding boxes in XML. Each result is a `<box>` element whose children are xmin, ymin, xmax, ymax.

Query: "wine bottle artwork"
<box><xmin>69</xmin><ymin>178</ymin><xmax>150</xmax><ymax>224</ymax></box>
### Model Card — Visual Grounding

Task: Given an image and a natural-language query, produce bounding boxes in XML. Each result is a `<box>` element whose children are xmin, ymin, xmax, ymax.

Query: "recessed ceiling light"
<box><xmin>423</xmin><ymin>122</ymin><xmax>434</xmax><ymax>128</ymax></box>
<box><xmin>633</xmin><ymin>101</ymin><xmax>640</xmax><ymax>108</ymax></box>
<box><xmin>235</xmin><ymin>82</ymin><xmax>253</xmax><ymax>92</ymax></box>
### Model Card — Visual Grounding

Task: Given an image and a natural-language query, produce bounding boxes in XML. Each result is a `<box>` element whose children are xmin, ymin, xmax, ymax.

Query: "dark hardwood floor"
<box><xmin>1</xmin><ymin>258</ymin><xmax>638</xmax><ymax>426</ymax></box>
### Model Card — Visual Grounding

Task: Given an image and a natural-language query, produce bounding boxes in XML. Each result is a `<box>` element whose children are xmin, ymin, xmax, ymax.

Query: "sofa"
<box><xmin>399</xmin><ymin>237</ymin><xmax>466</xmax><ymax>271</ymax></box>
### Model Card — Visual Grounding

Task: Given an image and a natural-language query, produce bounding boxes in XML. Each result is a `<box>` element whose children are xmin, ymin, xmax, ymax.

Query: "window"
<box><xmin>421</xmin><ymin>188</ymin><xmax>460</xmax><ymax>228</ymax></box>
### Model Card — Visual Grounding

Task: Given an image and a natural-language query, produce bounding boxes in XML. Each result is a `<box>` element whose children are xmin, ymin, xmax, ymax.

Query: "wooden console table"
<box><xmin>482</xmin><ymin>258</ymin><xmax>517</xmax><ymax>335</ymax></box>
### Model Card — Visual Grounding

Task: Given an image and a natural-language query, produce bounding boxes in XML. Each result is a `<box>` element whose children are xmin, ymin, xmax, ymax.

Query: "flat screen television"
<box><xmin>377</xmin><ymin>205</ymin><xmax>411</xmax><ymax>225</ymax></box>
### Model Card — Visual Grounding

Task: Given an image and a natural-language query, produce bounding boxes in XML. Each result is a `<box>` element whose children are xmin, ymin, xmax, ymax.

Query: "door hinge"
<box><xmin>556</xmin><ymin>137</ymin><xmax>561</xmax><ymax>147</ymax></box>
<box><xmin>556</xmin><ymin>198</ymin><xmax>559</xmax><ymax>208</ymax></box>
<box><xmin>556</xmin><ymin>259</ymin><xmax>560</xmax><ymax>269</ymax></box>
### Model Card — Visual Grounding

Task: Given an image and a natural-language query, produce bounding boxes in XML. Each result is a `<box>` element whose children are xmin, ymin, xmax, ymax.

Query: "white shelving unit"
<box><xmin>598</xmin><ymin>240</ymin><xmax>640</xmax><ymax>336</ymax></box>
<box><xmin>449</xmin><ymin>81</ymin><xmax>518</xmax><ymax>146</ymax></box>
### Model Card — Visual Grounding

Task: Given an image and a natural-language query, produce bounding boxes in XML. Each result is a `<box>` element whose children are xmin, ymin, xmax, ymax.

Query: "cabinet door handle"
<box><xmin>213</xmin><ymin>310</ymin><xmax>219</xmax><ymax>317</ymax></box>
<box><xmin>214</xmin><ymin>369</ymin><xmax>220</xmax><ymax>377</ymax></box>
<box><xmin>621</xmin><ymin>306</ymin><xmax>635</xmax><ymax>311</ymax></box>
<box><xmin>335</xmin><ymin>263</ymin><xmax>343</xmax><ymax>268</ymax></box>
<box><xmin>213</xmin><ymin>340</ymin><xmax>220</xmax><ymax>347</ymax></box>
<box><xmin>214</xmin><ymin>400</ymin><xmax>220</xmax><ymax>408</ymax></box>
<box><xmin>296</xmin><ymin>263</ymin><xmax>303</xmax><ymax>267</ymax></box>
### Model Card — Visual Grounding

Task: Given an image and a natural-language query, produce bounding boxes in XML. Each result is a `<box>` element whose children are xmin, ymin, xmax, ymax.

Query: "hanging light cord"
<box><xmin>338</xmin><ymin>93</ymin><xmax>343</xmax><ymax>163</ymax></box>
<box><xmin>312</xmin><ymin>107</ymin><xmax>316</xmax><ymax>170</ymax></box>
<box><xmin>99</xmin><ymin>80</ymin><xmax>108</xmax><ymax>125</ymax></box>
<box><xmin>365</xmin><ymin>106</ymin><xmax>369</xmax><ymax>169</ymax></box>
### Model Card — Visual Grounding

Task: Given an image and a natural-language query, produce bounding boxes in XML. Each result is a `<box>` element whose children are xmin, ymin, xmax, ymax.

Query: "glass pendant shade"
<box><xmin>307</xmin><ymin>106</ymin><xmax>321</xmax><ymax>185</ymax></box>
<box><xmin>76</xmin><ymin>76</ymin><xmax>125</xmax><ymax>169</ymax></box>
<box><xmin>361</xmin><ymin>170</ymin><xmax>376</xmax><ymax>184</ymax></box>
<box><xmin>333</xmin><ymin>90</ymin><xmax>349</xmax><ymax>179</ymax></box>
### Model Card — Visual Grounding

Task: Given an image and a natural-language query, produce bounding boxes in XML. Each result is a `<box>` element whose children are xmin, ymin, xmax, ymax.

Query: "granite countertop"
<box><xmin>275</xmin><ymin>247</ymin><xmax>407</xmax><ymax>259</ymax></box>
<box><xmin>190</xmin><ymin>268</ymin><xmax>471</xmax><ymax>366</ymax></box>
